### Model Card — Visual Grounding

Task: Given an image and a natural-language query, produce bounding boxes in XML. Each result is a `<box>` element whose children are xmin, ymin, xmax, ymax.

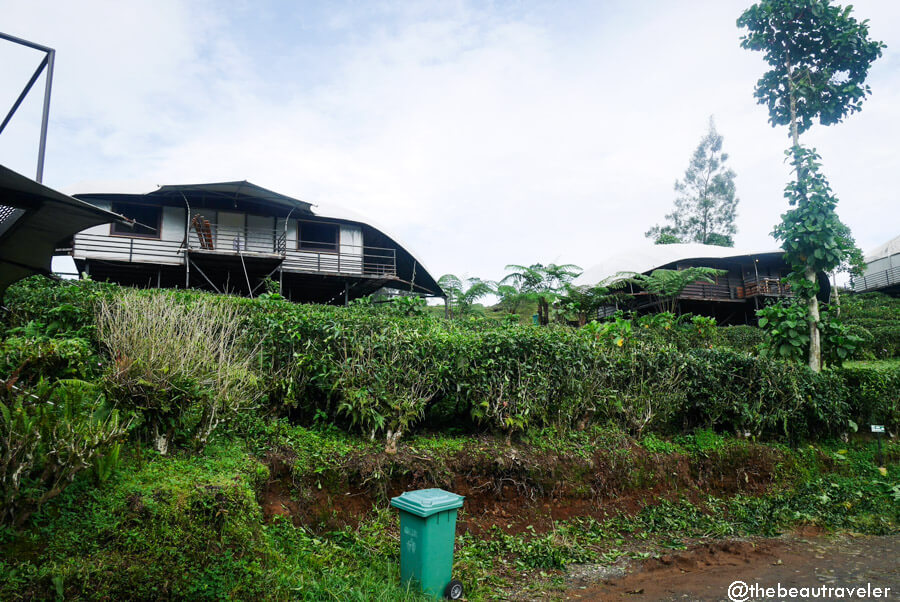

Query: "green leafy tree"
<box><xmin>738</xmin><ymin>0</ymin><xmax>883</xmax><ymax>371</ymax></box>
<box><xmin>495</xmin><ymin>283</ymin><xmax>527</xmax><ymax>315</ymax></box>
<box><xmin>438</xmin><ymin>274</ymin><xmax>494</xmax><ymax>318</ymax></box>
<box><xmin>757</xmin><ymin>299</ymin><xmax>861</xmax><ymax>365</ymax></box>
<box><xmin>558</xmin><ymin>282</ymin><xmax>626</xmax><ymax>326</ymax></box>
<box><xmin>646</xmin><ymin>118</ymin><xmax>739</xmax><ymax>247</ymax></box>
<box><xmin>653</xmin><ymin>232</ymin><xmax>683</xmax><ymax>245</ymax></box>
<box><xmin>501</xmin><ymin>263</ymin><xmax>581</xmax><ymax>326</ymax></box>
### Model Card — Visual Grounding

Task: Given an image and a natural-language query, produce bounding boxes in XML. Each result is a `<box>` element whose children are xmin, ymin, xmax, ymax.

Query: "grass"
<box><xmin>3</xmin><ymin>423</ymin><xmax>897</xmax><ymax>600</ymax></box>
<box><xmin>845</xmin><ymin>358</ymin><xmax>900</xmax><ymax>370</ymax></box>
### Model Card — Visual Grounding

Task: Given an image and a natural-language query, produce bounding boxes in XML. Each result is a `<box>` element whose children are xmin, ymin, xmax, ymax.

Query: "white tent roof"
<box><xmin>864</xmin><ymin>234</ymin><xmax>900</xmax><ymax>263</ymax></box>
<box><xmin>577</xmin><ymin>243</ymin><xmax>782</xmax><ymax>285</ymax></box>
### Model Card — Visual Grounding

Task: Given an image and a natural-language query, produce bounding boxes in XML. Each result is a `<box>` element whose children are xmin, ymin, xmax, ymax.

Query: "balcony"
<box><xmin>72</xmin><ymin>232</ymin><xmax>184</xmax><ymax>265</ymax></box>
<box><xmin>743</xmin><ymin>277</ymin><xmax>792</xmax><ymax>298</ymax></box>
<box><xmin>852</xmin><ymin>265</ymin><xmax>900</xmax><ymax>293</ymax></box>
<box><xmin>187</xmin><ymin>223</ymin><xmax>286</xmax><ymax>255</ymax></box>
<box><xmin>74</xmin><ymin>224</ymin><xmax>397</xmax><ymax>278</ymax></box>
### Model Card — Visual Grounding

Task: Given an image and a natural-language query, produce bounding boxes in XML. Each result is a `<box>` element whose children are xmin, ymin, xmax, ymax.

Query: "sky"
<box><xmin>2</xmin><ymin>0</ymin><xmax>899</xmax><ymax>286</ymax></box>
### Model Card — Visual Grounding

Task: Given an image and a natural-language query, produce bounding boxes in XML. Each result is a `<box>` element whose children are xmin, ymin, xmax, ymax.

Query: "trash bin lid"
<box><xmin>390</xmin><ymin>488</ymin><xmax>465</xmax><ymax>517</ymax></box>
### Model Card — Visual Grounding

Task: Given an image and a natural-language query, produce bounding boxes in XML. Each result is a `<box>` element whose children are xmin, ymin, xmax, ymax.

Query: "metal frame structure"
<box><xmin>0</xmin><ymin>32</ymin><xmax>55</xmax><ymax>183</ymax></box>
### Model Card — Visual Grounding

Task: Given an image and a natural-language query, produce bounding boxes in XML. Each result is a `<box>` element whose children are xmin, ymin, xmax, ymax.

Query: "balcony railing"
<box><xmin>282</xmin><ymin>244</ymin><xmax>396</xmax><ymax>277</ymax></box>
<box><xmin>744</xmin><ymin>277</ymin><xmax>792</xmax><ymax>297</ymax></box>
<box><xmin>72</xmin><ymin>232</ymin><xmax>184</xmax><ymax>265</ymax></box>
<box><xmin>187</xmin><ymin>223</ymin><xmax>286</xmax><ymax>255</ymax></box>
<box><xmin>74</xmin><ymin>227</ymin><xmax>397</xmax><ymax>277</ymax></box>
<box><xmin>852</xmin><ymin>265</ymin><xmax>900</xmax><ymax>293</ymax></box>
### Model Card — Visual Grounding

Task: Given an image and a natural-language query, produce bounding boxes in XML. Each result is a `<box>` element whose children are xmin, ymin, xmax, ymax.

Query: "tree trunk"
<box><xmin>385</xmin><ymin>429</ymin><xmax>401</xmax><ymax>454</ymax></box>
<box><xmin>806</xmin><ymin>269</ymin><xmax>821</xmax><ymax>372</ymax></box>
<box><xmin>538</xmin><ymin>297</ymin><xmax>549</xmax><ymax>326</ymax></box>
<box><xmin>832</xmin><ymin>272</ymin><xmax>841</xmax><ymax>317</ymax></box>
<box><xmin>151</xmin><ymin>419</ymin><xmax>173</xmax><ymax>455</ymax></box>
<box><xmin>788</xmin><ymin>67</ymin><xmax>820</xmax><ymax>371</ymax></box>
<box><xmin>788</xmin><ymin>59</ymin><xmax>800</xmax><ymax>147</ymax></box>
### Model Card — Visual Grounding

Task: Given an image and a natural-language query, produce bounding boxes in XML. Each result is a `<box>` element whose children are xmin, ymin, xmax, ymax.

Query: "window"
<box><xmin>299</xmin><ymin>221</ymin><xmax>338</xmax><ymax>252</ymax></box>
<box><xmin>111</xmin><ymin>203</ymin><xmax>161</xmax><ymax>238</ymax></box>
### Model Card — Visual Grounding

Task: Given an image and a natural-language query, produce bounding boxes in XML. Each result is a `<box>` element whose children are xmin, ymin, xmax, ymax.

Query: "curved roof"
<box><xmin>312</xmin><ymin>202</ymin><xmax>441</xmax><ymax>296</ymax></box>
<box><xmin>151</xmin><ymin>181</ymin><xmax>314</xmax><ymax>214</ymax></box>
<box><xmin>0</xmin><ymin>165</ymin><xmax>126</xmax><ymax>295</ymax></box>
<box><xmin>864</xmin><ymin>234</ymin><xmax>900</xmax><ymax>263</ymax></box>
<box><xmin>577</xmin><ymin>242</ymin><xmax>784</xmax><ymax>285</ymax></box>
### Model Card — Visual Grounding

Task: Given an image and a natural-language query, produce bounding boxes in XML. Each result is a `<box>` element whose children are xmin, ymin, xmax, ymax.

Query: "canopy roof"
<box><xmin>149</xmin><ymin>180</ymin><xmax>314</xmax><ymax>214</ymax></box>
<box><xmin>577</xmin><ymin>243</ymin><xmax>784</xmax><ymax>285</ymax></box>
<box><xmin>0</xmin><ymin>165</ymin><xmax>126</xmax><ymax>295</ymax></box>
<box><xmin>864</xmin><ymin>234</ymin><xmax>900</xmax><ymax>264</ymax></box>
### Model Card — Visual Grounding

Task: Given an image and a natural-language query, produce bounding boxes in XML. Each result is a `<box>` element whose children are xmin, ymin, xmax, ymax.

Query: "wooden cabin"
<box><xmin>580</xmin><ymin>244</ymin><xmax>829</xmax><ymax>324</ymax></box>
<box><xmin>67</xmin><ymin>181</ymin><xmax>443</xmax><ymax>303</ymax></box>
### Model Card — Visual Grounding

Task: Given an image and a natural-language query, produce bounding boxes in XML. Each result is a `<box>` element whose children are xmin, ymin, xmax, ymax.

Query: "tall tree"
<box><xmin>646</xmin><ymin>118</ymin><xmax>739</xmax><ymax>247</ymax></box>
<box><xmin>738</xmin><ymin>0</ymin><xmax>883</xmax><ymax>372</ymax></box>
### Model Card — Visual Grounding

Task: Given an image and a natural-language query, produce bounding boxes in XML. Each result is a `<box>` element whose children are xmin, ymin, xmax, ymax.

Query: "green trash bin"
<box><xmin>390</xmin><ymin>488</ymin><xmax>465</xmax><ymax>599</ymax></box>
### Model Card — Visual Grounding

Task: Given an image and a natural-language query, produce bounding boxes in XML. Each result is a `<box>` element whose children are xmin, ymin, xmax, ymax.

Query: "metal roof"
<box><xmin>150</xmin><ymin>180</ymin><xmax>313</xmax><ymax>213</ymax></box>
<box><xmin>0</xmin><ymin>165</ymin><xmax>127</xmax><ymax>295</ymax></box>
<box><xmin>578</xmin><ymin>243</ymin><xmax>785</xmax><ymax>285</ymax></box>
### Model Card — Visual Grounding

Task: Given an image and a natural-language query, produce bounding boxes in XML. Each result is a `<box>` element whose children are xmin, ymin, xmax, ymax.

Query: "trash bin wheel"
<box><xmin>444</xmin><ymin>579</ymin><xmax>464</xmax><ymax>600</ymax></box>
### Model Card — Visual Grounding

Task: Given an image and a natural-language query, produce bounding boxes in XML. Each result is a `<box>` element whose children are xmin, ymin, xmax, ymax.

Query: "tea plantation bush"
<box><xmin>841</xmin><ymin>292</ymin><xmax>900</xmax><ymax>359</ymax></box>
<box><xmin>3</xmin><ymin>277</ymin><xmax>898</xmax><ymax>455</ymax></box>
<box><xmin>713</xmin><ymin>325</ymin><xmax>766</xmax><ymax>354</ymax></box>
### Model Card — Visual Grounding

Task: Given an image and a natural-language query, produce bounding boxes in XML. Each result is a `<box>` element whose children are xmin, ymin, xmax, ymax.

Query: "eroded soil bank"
<box><xmin>260</xmin><ymin>432</ymin><xmax>786</xmax><ymax>536</ymax></box>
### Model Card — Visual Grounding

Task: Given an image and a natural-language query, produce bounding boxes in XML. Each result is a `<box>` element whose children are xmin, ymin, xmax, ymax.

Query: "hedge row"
<box><xmin>241</xmin><ymin>295</ymin><xmax>898</xmax><ymax>444</ymax></box>
<box><xmin>3</xmin><ymin>278</ymin><xmax>897</xmax><ymax>451</ymax></box>
<box><xmin>841</xmin><ymin>292</ymin><xmax>900</xmax><ymax>359</ymax></box>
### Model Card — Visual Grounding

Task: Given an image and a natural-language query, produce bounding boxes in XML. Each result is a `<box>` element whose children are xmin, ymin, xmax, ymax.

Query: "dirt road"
<box><xmin>568</xmin><ymin>533</ymin><xmax>899</xmax><ymax>601</ymax></box>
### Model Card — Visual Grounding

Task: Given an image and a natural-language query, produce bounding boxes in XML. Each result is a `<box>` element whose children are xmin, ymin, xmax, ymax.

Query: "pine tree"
<box><xmin>646</xmin><ymin>118</ymin><xmax>739</xmax><ymax>247</ymax></box>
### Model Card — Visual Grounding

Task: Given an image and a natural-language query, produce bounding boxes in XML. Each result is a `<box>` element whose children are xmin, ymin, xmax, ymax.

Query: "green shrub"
<box><xmin>2</xmin><ymin>276</ymin><xmax>118</xmax><ymax>340</ymax></box>
<box><xmin>839</xmin><ymin>292</ymin><xmax>900</xmax><ymax>359</ymax></box>
<box><xmin>678</xmin><ymin>348</ymin><xmax>850</xmax><ymax>440</ymax></box>
<box><xmin>757</xmin><ymin>300</ymin><xmax>862</xmax><ymax>365</ymax></box>
<box><xmin>3</xmin><ymin>277</ymin><xmax>893</xmax><ymax>447</ymax></box>
<box><xmin>0</xmin><ymin>336</ymin><xmax>97</xmax><ymax>385</ymax></box>
<box><xmin>714</xmin><ymin>325</ymin><xmax>765</xmax><ymax>353</ymax></box>
<box><xmin>243</xmin><ymin>296</ymin><xmax>883</xmax><ymax>443</ymax></box>
<box><xmin>0</xmin><ymin>379</ymin><xmax>129</xmax><ymax>527</ymax></box>
<box><xmin>838</xmin><ymin>364</ymin><xmax>900</xmax><ymax>433</ymax></box>
<box><xmin>853</xmin><ymin>324</ymin><xmax>900</xmax><ymax>360</ymax></box>
<box><xmin>96</xmin><ymin>290</ymin><xmax>262</xmax><ymax>454</ymax></box>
